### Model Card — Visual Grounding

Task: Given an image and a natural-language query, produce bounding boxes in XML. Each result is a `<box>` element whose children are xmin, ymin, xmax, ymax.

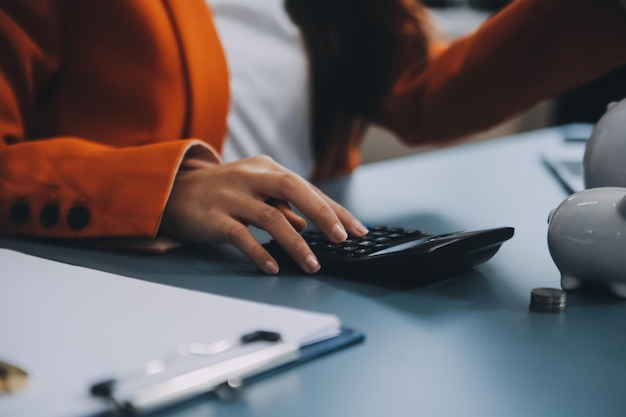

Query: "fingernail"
<box><xmin>353</xmin><ymin>220</ymin><xmax>369</xmax><ymax>236</ymax></box>
<box><xmin>264</xmin><ymin>261</ymin><xmax>279</xmax><ymax>275</ymax></box>
<box><xmin>305</xmin><ymin>253</ymin><xmax>320</xmax><ymax>273</ymax></box>
<box><xmin>332</xmin><ymin>223</ymin><xmax>348</xmax><ymax>241</ymax></box>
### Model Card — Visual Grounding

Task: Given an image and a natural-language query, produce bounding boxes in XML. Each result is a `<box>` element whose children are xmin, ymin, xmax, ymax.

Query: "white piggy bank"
<box><xmin>547</xmin><ymin>187</ymin><xmax>626</xmax><ymax>298</ymax></box>
<box><xmin>584</xmin><ymin>98</ymin><xmax>626</xmax><ymax>188</ymax></box>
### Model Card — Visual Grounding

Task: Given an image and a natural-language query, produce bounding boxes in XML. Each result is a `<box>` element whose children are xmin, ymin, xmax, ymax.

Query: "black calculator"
<box><xmin>264</xmin><ymin>226</ymin><xmax>514</xmax><ymax>284</ymax></box>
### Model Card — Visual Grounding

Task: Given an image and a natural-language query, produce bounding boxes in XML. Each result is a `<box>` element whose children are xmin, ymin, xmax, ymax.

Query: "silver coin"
<box><xmin>529</xmin><ymin>287</ymin><xmax>567</xmax><ymax>312</ymax></box>
<box><xmin>531</xmin><ymin>287</ymin><xmax>567</xmax><ymax>299</ymax></box>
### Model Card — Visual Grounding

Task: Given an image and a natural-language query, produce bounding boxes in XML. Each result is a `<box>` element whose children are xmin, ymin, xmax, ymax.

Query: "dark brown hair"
<box><xmin>284</xmin><ymin>0</ymin><xmax>431</xmax><ymax>175</ymax></box>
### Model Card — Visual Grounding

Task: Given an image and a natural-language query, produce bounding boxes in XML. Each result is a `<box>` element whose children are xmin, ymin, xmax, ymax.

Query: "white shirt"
<box><xmin>207</xmin><ymin>0</ymin><xmax>313</xmax><ymax>178</ymax></box>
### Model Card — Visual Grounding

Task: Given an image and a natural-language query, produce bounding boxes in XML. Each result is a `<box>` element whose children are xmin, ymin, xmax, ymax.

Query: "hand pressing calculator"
<box><xmin>264</xmin><ymin>226</ymin><xmax>514</xmax><ymax>285</ymax></box>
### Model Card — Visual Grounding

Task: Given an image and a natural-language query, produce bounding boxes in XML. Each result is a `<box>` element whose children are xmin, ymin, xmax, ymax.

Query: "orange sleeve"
<box><xmin>378</xmin><ymin>0</ymin><xmax>626</xmax><ymax>144</ymax></box>
<box><xmin>0</xmin><ymin>2</ymin><xmax>221</xmax><ymax>240</ymax></box>
<box><xmin>0</xmin><ymin>139</ymin><xmax>219</xmax><ymax>239</ymax></box>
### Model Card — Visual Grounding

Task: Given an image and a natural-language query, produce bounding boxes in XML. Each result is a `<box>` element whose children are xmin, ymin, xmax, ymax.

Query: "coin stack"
<box><xmin>529</xmin><ymin>287</ymin><xmax>567</xmax><ymax>313</ymax></box>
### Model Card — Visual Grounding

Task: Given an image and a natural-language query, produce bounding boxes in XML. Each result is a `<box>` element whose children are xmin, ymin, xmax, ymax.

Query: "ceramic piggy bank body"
<box><xmin>547</xmin><ymin>187</ymin><xmax>626</xmax><ymax>297</ymax></box>
<box><xmin>584</xmin><ymin>98</ymin><xmax>626</xmax><ymax>188</ymax></box>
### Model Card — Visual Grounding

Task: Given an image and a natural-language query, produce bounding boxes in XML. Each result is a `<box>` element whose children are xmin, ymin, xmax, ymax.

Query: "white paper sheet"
<box><xmin>0</xmin><ymin>249</ymin><xmax>340</xmax><ymax>417</ymax></box>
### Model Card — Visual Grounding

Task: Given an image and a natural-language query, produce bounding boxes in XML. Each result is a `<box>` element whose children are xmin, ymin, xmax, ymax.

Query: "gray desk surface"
<box><xmin>3</xmin><ymin>125</ymin><xmax>625</xmax><ymax>417</ymax></box>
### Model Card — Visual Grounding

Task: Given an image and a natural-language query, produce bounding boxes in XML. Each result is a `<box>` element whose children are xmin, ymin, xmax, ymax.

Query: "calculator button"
<box><xmin>369</xmin><ymin>226</ymin><xmax>388</xmax><ymax>231</ymax></box>
<box><xmin>368</xmin><ymin>231</ymin><xmax>387</xmax><ymax>236</ymax></box>
<box><xmin>341</xmin><ymin>245</ymin><xmax>359</xmax><ymax>252</ymax></box>
<box><xmin>404</xmin><ymin>229</ymin><xmax>422</xmax><ymax>235</ymax></box>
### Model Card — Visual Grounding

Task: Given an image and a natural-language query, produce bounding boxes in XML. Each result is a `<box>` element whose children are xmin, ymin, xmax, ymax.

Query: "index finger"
<box><xmin>252</xmin><ymin>171</ymin><xmax>349</xmax><ymax>243</ymax></box>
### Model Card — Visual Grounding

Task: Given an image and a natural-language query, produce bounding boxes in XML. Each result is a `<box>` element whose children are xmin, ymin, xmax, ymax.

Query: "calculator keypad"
<box><xmin>302</xmin><ymin>226</ymin><xmax>426</xmax><ymax>259</ymax></box>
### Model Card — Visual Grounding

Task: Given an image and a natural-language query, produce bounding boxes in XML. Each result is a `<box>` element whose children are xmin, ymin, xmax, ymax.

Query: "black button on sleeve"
<box><xmin>9</xmin><ymin>201</ymin><xmax>30</xmax><ymax>225</ymax></box>
<box><xmin>3</xmin><ymin>135</ymin><xmax>19</xmax><ymax>145</ymax></box>
<box><xmin>67</xmin><ymin>205</ymin><xmax>90</xmax><ymax>230</ymax></box>
<box><xmin>40</xmin><ymin>204</ymin><xmax>60</xmax><ymax>228</ymax></box>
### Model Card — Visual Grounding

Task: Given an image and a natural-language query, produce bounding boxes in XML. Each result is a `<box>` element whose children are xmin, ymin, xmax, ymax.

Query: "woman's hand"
<box><xmin>161</xmin><ymin>155</ymin><xmax>368</xmax><ymax>274</ymax></box>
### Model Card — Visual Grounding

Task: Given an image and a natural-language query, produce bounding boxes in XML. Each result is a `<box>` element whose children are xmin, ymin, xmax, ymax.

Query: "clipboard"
<box><xmin>0</xmin><ymin>249</ymin><xmax>364</xmax><ymax>417</ymax></box>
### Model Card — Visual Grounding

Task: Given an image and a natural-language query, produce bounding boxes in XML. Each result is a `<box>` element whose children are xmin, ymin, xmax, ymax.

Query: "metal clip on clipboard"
<box><xmin>91</xmin><ymin>330</ymin><xmax>300</xmax><ymax>414</ymax></box>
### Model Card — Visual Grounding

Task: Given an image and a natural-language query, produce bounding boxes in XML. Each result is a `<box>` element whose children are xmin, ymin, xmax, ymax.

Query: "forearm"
<box><xmin>378</xmin><ymin>0</ymin><xmax>626</xmax><ymax>144</ymax></box>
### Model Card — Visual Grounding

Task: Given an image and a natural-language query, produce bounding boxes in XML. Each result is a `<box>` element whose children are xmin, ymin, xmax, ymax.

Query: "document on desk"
<box><xmin>0</xmin><ymin>249</ymin><xmax>363</xmax><ymax>417</ymax></box>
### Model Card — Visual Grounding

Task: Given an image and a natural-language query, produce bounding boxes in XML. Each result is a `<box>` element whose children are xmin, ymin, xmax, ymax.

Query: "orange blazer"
<box><xmin>1</xmin><ymin>0</ymin><xmax>625</xmax><ymax>243</ymax></box>
<box><xmin>0</xmin><ymin>0</ymin><xmax>229</xmax><ymax>241</ymax></box>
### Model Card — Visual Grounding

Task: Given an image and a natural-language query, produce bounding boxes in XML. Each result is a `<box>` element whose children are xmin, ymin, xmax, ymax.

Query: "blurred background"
<box><xmin>361</xmin><ymin>0</ymin><xmax>626</xmax><ymax>163</ymax></box>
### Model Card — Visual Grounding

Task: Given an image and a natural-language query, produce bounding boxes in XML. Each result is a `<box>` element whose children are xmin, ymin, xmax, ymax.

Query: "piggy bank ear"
<box><xmin>607</xmin><ymin>101</ymin><xmax>619</xmax><ymax>112</ymax></box>
<box><xmin>619</xmin><ymin>195</ymin><xmax>626</xmax><ymax>220</ymax></box>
